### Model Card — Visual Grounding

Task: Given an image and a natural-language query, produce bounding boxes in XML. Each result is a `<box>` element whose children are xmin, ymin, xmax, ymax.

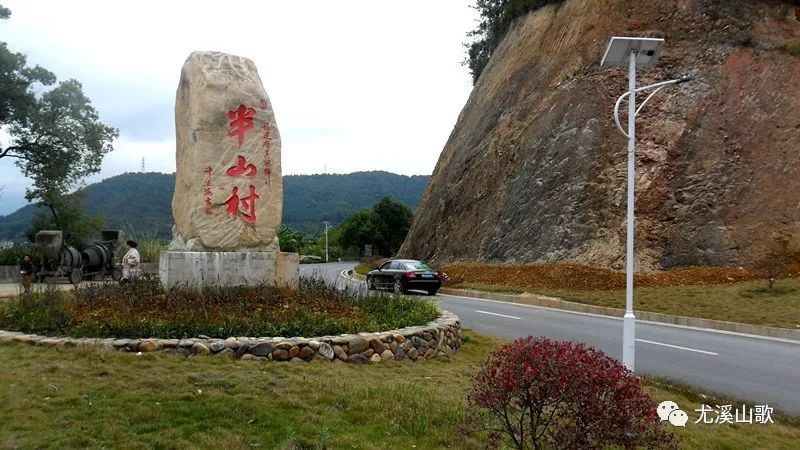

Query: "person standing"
<box><xmin>19</xmin><ymin>254</ymin><xmax>34</xmax><ymax>294</ymax></box>
<box><xmin>121</xmin><ymin>240</ymin><xmax>141</xmax><ymax>282</ymax></box>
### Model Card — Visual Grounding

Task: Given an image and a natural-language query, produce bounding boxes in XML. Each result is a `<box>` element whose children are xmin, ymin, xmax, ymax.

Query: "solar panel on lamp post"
<box><xmin>600</xmin><ymin>37</ymin><xmax>664</xmax><ymax>372</ymax></box>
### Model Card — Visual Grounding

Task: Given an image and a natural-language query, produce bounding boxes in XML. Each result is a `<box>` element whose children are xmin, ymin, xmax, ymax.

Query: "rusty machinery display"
<box><xmin>33</xmin><ymin>230</ymin><xmax>125</xmax><ymax>284</ymax></box>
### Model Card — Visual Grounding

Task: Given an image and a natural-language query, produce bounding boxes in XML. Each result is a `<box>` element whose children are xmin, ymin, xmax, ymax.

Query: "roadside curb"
<box><xmin>350</xmin><ymin>271</ymin><xmax>367</xmax><ymax>281</ymax></box>
<box><xmin>436</xmin><ymin>287</ymin><xmax>800</xmax><ymax>342</ymax></box>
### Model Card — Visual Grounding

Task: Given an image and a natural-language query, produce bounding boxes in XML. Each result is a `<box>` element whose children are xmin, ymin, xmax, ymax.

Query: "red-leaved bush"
<box><xmin>467</xmin><ymin>337</ymin><xmax>675</xmax><ymax>449</ymax></box>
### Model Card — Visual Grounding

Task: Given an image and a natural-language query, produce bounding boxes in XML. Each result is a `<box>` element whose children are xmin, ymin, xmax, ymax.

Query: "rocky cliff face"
<box><xmin>399</xmin><ymin>0</ymin><xmax>800</xmax><ymax>271</ymax></box>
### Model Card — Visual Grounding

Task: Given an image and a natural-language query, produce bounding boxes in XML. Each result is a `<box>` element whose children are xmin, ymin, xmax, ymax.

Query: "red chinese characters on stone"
<box><xmin>224</xmin><ymin>155</ymin><xmax>260</xmax><ymax>223</ymax></box>
<box><xmin>224</xmin><ymin>185</ymin><xmax>260</xmax><ymax>224</ymax></box>
<box><xmin>226</xmin><ymin>155</ymin><xmax>257</xmax><ymax>177</ymax></box>
<box><xmin>261</xmin><ymin>123</ymin><xmax>272</xmax><ymax>185</ymax></box>
<box><xmin>203</xmin><ymin>166</ymin><xmax>213</xmax><ymax>214</ymax></box>
<box><xmin>228</xmin><ymin>104</ymin><xmax>257</xmax><ymax>147</ymax></box>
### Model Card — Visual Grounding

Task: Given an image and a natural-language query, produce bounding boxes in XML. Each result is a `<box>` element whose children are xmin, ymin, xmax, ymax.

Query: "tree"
<box><xmin>338</xmin><ymin>209</ymin><xmax>383</xmax><ymax>255</ymax></box>
<box><xmin>278</xmin><ymin>227</ymin><xmax>313</xmax><ymax>253</ymax></box>
<box><xmin>10</xmin><ymin>78</ymin><xmax>118</xmax><ymax>204</ymax></box>
<box><xmin>467</xmin><ymin>336</ymin><xmax>675</xmax><ymax>449</ymax></box>
<box><xmin>24</xmin><ymin>192</ymin><xmax>104</xmax><ymax>249</ymax></box>
<box><xmin>1</xmin><ymin>5</ymin><xmax>117</xmax><ymax>241</ymax></box>
<box><xmin>338</xmin><ymin>197</ymin><xmax>414</xmax><ymax>257</ymax></box>
<box><xmin>0</xmin><ymin>42</ymin><xmax>56</xmax><ymax>124</ymax></box>
<box><xmin>753</xmin><ymin>232</ymin><xmax>797</xmax><ymax>290</ymax></box>
<box><xmin>464</xmin><ymin>0</ymin><xmax>563</xmax><ymax>83</ymax></box>
<box><xmin>373</xmin><ymin>197</ymin><xmax>413</xmax><ymax>256</ymax></box>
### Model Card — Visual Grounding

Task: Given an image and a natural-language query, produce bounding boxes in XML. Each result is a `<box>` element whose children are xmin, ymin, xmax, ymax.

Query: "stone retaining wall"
<box><xmin>0</xmin><ymin>266</ymin><xmax>20</xmax><ymax>283</ymax></box>
<box><xmin>0</xmin><ymin>263</ymin><xmax>160</xmax><ymax>283</ymax></box>
<box><xmin>0</xmin><ymin>311</ymin><xmax>461</xmax><ymax>364</ymax></box>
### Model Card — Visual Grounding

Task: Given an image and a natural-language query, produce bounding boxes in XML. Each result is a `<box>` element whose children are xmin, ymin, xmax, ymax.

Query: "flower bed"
<box><xmin>0</xmin><ymin>276</ymin><xmax>460</xmax><ymax>363</ymax></box>
<box><xmin>0</xmin><ymin>276</ymin><xmax>440</xmax><ymax>338</ymax></box>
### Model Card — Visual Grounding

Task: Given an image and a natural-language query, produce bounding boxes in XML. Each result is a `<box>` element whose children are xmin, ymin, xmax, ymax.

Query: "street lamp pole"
<box><xmin>601</xmin><ymin>37</ymin><xmax>674</xmax><ymax>371</ymax></box>
<box><xmin>323</xmin><ymin>221</ymin><xmax>330</xmax><ymax>263</ymax></box>
<box><xmin>622</xmin><ymin>50</ymin><xmax>637</xmax><ymax>371</ymax></box>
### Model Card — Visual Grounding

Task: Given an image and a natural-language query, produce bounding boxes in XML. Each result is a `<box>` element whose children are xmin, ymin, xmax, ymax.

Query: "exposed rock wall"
<box><xmin>399</xmin><ymin>0</ymin><xmax>800</xmax><ymax>271</ymax></box>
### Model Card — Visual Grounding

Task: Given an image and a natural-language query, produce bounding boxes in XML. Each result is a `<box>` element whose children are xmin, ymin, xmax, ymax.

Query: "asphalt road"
<box><xmin>302</xmin><ymin>262</ymin><xmax>800</xmax><ymax>415</ymax></box>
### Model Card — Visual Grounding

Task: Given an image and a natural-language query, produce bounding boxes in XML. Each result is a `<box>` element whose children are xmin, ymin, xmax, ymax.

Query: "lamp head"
<box><xmin>601</xmin><ymin>37</ymin><xmax>665</xmax><ymax>68</ymax></box>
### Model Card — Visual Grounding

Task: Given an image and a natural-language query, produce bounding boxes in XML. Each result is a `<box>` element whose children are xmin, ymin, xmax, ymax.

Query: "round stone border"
<box><xmin>0</xmin><ymin>310</ymin><xmax>461</xmax><ymax>364</ymax></box>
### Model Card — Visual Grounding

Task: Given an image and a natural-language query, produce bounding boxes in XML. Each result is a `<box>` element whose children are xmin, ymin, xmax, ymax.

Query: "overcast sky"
<box><xmin>0</xmin><ymin>0</ymin><xmax>477</xmax><ymax>214</ymax></box>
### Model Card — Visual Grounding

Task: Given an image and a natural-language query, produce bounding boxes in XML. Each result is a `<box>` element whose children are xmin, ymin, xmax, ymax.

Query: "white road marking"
<box><xmin>636</xmin><ymin>339</ymin><xmax>719</xmax><ymax>356</ymax></box>
<box><xmin>433</xmin><ymin>292</ymin><xmax>800</xmax><ymax>346</ymax></box>
<box><xmin>338</xmin><ymin>268</ymin><xmax>800</xmax><ymax>346</ymax></box>
<box><xmin>475</xmin><ymin>310</ymin><xmax>522</xmax><ymax>320</ymax></box>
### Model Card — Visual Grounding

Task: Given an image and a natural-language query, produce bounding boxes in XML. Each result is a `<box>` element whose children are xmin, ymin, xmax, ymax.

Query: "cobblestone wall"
<box><xmin>0</xmin><ymin>311</ymin><xmax>461</xmax><ymax>364</ymax></box>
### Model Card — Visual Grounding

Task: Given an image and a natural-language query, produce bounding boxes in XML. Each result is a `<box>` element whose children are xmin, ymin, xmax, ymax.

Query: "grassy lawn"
<box><xmin>354</xmin><ymin>263</ymin><xmax>372</xmax><ymax>276</ymax></box>
<box><xmin>1</xmin><ymin>331</ymin><xmax>798</xmax><ymax>449</ymax></box>
<box><xmin>453</xmin><ymin>278</ymin><xmax>800</xmax><ymax>329</ymax></box>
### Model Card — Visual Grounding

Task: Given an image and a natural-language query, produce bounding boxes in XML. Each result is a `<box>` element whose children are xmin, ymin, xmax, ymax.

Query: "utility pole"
<box><xmin>602</xmin><ymin>37</ymin><xmax>691</xmax><ymax>371</ymax></box>
<box><xmin>323</xmin><ymin>221</ymin><xmax>330</xmax><ymax>263</ymax></box>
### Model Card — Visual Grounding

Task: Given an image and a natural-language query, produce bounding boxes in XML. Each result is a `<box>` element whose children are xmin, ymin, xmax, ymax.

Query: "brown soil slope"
<box><xmin>441</xmin><ymin>263</ymin><xmax>759</xmax><ymax>292</ymax></box>
<box><xmin>399</xmin><ymin>0</ymin><xmax>800</xmax><ymax>271</ymax></box>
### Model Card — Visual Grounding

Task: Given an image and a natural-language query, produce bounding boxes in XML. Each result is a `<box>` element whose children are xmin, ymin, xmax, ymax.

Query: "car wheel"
<box><xmin>426</xmin><ymin>289</ymin><xmax>438</xmax><ymax>296</ymax></box>
<box><xmin>393</xmin><ymin>278</ymin><xmax>404</xmax><ymax>294</ymax></box>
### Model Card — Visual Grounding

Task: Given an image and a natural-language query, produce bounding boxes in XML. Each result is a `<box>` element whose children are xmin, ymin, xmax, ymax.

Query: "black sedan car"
<box><xmin>366</xmin><ymin>259</ymin><xmax>443</xmax><ymax>295</ymax></box>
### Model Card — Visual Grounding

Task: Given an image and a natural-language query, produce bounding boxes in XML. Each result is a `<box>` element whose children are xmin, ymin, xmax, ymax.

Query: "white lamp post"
<box><xmin>323</xmin><ymin>221</ymin><xmax>330</xmax><ymax>263</ymax></box>
<box><xmin>601</xmin><ymin>37</ymin><xmax>690</xmax><ymax>371</ymax></box>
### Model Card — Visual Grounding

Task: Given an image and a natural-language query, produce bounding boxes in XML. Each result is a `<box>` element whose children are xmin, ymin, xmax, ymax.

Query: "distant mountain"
<box><xmin>0</xmin><ymin>171</ymin><xmax>429</xmax><ymax>241</ymax></box>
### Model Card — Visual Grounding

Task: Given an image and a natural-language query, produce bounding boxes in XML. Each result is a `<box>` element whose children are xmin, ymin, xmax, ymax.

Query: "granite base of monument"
<box><xmin>159</xmin><ymin>251</ymin><xmax>299</xmax><ymax>289</ymax></box>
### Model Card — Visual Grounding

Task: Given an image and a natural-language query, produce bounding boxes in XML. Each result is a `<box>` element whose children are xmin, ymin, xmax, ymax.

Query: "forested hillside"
<box><xmin>0</xmin><ymin>171</ymin><xmax>428</xmax><ymax>240</ymax></box>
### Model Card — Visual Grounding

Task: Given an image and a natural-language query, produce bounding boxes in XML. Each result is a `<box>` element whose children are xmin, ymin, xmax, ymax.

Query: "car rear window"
<box><xmin>404</xmin><ymin>262</ymin><xmax>432</xmax><ymax>271</ymax></box>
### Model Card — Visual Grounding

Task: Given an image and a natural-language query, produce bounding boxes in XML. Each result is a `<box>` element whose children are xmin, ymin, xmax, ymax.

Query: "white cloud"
<box><xmin>0</xmin><ymin>0</ymin><xmax>478</xmax><ymax>214</ymax></box>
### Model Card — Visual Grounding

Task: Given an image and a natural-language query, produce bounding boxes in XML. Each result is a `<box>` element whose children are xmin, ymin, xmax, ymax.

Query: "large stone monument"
<box><xmin>160</xmin><ymin>51</ymin><xmax>299</xmax><ymax>289</ymax></box>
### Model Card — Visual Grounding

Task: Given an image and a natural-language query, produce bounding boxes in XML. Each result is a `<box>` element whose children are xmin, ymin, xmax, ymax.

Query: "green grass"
<box><xmin>1</xmin><ymin>331</ymin><xmax>798</xmax><ymax>449</ymax></box>
<box><xmin>454</xmin><ymin>278</ymin><xmax>800</xmax><ymax>329</ymax></box>
<box><xmin>644</xmin><ymin>376</ymin><xmax>800</xmax><ymax>449</ymax></box>
<box><xmin>783</xmin><ymin>42</ymin><xmax>800</xmax><ymax>56</ymax></box>
<box><xmin>114</xmin><ymin>236</ymin><xmax>166</xmax><ymax>263</ymax></box>
<box><xmin>354</xmin><ymin>263</ymin><xmax>373</xmax><ymax>276</ymax></box>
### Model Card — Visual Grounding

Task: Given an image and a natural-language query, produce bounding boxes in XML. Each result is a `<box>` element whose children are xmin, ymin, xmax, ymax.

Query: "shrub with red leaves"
<box><xmin>467</xmin><ymin>337</ymin><xmax>675</xmax><ymax>450</ymax></box>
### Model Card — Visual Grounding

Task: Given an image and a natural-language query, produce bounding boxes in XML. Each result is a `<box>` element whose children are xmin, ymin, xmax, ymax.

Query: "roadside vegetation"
<box><xmin>1</xmin><ymin>331</ymin><xmax>798</xmax><ymax>449</ymax></box>
<box><xmin>354</xmin><ymin>263</ymin><xmax>373</xmax><ymax>276</ymax></box>
<box><xmin>111</xmin><ymin>233</ymin><xmax>165</xmax><ymax>264</ymax></box>
<box><xmin>1</xmin><ymin>6</ymin><xmax>117</xmax><ymax>249</ymax></box>
<box><xmin>0</xmin><ymin>244</ymin><xmax>33</xmax><ymax>265</ymax></box>
<box><xmin>0</xmin><ymin>276</ymin><xmax>439</xmax><ymax>339</ymax></box>
<box><xmin>279</xmin><ymin>196</ymin><xmax>413</xmax><ymax>261</ymax></box>
<box><xmin>466</xmin><ymin>336</ymin><xmax>674</xmax><ymax>448</ymax></box>
<box><xmin>443</xmin><ymin>263</ymin><xmax>800</xmax><ymax>328</ymax></box>
<box><xmin>465</xmin><ymin>0</ymin><xmax>564</xmax><ymax>83</ymax></box>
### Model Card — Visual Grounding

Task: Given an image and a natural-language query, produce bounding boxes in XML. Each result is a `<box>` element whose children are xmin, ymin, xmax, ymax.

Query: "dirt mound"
<box><xmin>442</xmin><ymin>263</ymin><xmax>760</xmax><ymax>292</ymax></box>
